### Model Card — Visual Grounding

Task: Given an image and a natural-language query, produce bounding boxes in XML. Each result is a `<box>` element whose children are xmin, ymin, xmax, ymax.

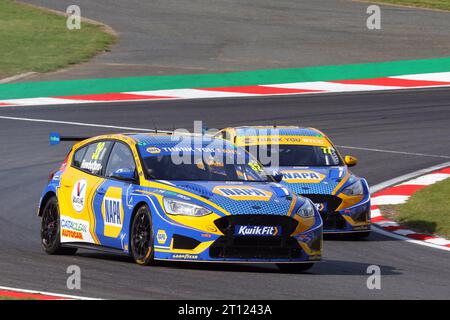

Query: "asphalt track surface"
<box><xmin>20</xmin><ymin>0</ymin><xmax>450</xmax><ymax>81</ymax></box>
<box><xmin>0</xmin><ymin>88</ymin><xmax>449</xmax><ymax>299</ymax></box>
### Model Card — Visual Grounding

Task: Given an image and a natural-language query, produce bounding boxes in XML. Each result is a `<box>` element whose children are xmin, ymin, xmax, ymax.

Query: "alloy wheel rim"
<box><xmin>132</xmin><ymin>211</ymin><xmax>151</xmax><ymax>259</ymax></box>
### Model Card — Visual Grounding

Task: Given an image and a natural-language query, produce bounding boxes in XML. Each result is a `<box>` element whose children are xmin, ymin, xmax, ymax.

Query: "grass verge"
<box><xmin>381</xmin><ymin>178</ymin><xmax>450</xmax><ymax>238</ymax></box>
<box><xmin>0</xmin><ymin>0</ymin><xmax>116</xmax><ymax>78</ymax></box>
<box><xmin>369</xmin><ymin>0</ymin><xmax>450</xmax><ymax>11</ymax></box>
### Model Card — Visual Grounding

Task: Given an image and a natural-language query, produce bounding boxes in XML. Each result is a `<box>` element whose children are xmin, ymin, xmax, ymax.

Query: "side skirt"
<box><xmin>63</xmin><ymin>243</ymin><xmax>129</xmax><ymax>256</ymax></box>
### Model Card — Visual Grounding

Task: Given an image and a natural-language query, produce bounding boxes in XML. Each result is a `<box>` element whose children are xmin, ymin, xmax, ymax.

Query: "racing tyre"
<box><xmin>277</xmin><ymin>263</ymin><xmax>314</xmax><ymax>273</ymax></box>
<box><xmin>40</xmin><ymin>196</ymin><xmax>77</xmax><ymax>255</ymax></box>
<box><xmin>130</xmin><ymin>205</ymin><xmax>155</xmax><ymax>265</ymax></box>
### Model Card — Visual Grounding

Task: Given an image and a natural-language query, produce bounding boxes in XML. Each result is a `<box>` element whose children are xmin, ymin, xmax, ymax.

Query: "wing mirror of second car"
<box><xmin>271</xmin><ymin>173</ymin><xmax>284</xmax><ymax>183</ymax></box>
<box><xmin>110</xmin><ymin>168</ymin><xmax>137</xmax><ymax>182</ymax></box>
<box><xmin>344</xmin><ymin>155</ymin><xmax>358</xmax><ymax>167</ymax></box>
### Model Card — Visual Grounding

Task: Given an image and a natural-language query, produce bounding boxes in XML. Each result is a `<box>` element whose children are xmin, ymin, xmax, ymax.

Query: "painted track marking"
<box><xmin>0</xmin><ymin>285</ymin><xmax>100</xmax><ymax>300</ymax></box>
<box><xmin>1</xmin><ymin>116</ymin><xmax>449</xmax><ymax>161</ymax></box>
<box><xmin>371</xmin><ymin>161</ymin><xmax>450</xmax><ymax>252</ymax></box>
<box><xmin>337</xmin><ymin>145</ymin><xmax>450</xmax><ymax>159</ymax></box>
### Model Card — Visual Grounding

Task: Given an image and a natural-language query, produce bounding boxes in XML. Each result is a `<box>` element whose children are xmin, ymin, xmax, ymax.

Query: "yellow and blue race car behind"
<box><xmin>38</xmin><ymin>132</ymin><xmax>322</xmax><ymax>271</ymax></box>
<box><xmin>216</xmin><ymin>126</ymin><xmax>371</xmax><ymax>237</ymax></box>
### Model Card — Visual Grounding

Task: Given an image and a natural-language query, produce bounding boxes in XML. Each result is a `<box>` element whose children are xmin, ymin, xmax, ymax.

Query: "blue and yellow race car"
<box><xmin>216</xmin><ymin>126</ymin><xmax>371</xmax><ymax>237</ymax></box>
<box><xmin>38</xmin><ymin>132</ymin><xmax>322</xmax><ymax>271</ymax></box>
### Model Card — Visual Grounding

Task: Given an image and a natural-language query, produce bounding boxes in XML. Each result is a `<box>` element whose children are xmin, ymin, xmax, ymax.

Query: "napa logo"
<box><xmin>235</xmin><ymin>225</ymin><xmax>281</xmax><ymax>236</ymax></box>
<box><xmin>101</xmin><ymin>187</ymin><xmax>124</xmax><ymax>238</ymax></box>
<box><xmin>146</xmin><ymin>147</ymin><xmax>161</xmax><ymax>154</ymax></box>
<box><xmin>156</xmin><ymin>230</ymin><xmax>167</xmax><ymax>245</ymax></box>
<box><xmin>104</xmin><ymin>198</ymin><xmax>122</xmax><ymax>227</ymax></box>
<box><xmin>282</xmin><ymin>170</ymin><xmax>326</xmax><ymax>183</ymax></box>
<box><xmin>213</xmin><ymin>186</ymin><xmax>272</xmax><ymax>201</ymax></box>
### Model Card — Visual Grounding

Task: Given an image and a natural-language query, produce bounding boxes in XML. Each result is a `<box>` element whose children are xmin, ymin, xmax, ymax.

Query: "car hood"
<box><xmin>270</xmin><ymin>166</ymin><xmax>349</xmax><ymax>195</ymax></box>
<box><xmin>153</xmin><ymin>180</ymin><xmax>302</xmax><ymax>216</ymax></box>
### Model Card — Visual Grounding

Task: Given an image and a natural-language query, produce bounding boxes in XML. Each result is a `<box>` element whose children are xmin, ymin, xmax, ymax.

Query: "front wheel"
<box><xmin>277</xmin><ymin>263</ymin><xmax>314</xmax><ymax>273</ymax></box>
<box><xmin>130</xmin><ymin>205</ymin><xmax>155</xmax><ymax>265</ymax></box>
<box><xmin>40</xmin><ymin>196</ymin><xmax>77</xmax><ymax>255</ymax></box>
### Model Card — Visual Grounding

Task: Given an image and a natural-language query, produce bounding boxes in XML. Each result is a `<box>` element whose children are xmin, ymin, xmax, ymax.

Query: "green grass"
<box><xmin>370</xmin><ymin>0</ymin><xmax>450</xmax><ymax>11</ymax></box>
<box><xmin>0</xmin><ymin>0</ymin><xmax>116</xmax><ymax>77</ymax></box>
<box><xmin>391</xmin><ymin>178</ymin><xmax>450</xmax><ymax>238</ymax></box>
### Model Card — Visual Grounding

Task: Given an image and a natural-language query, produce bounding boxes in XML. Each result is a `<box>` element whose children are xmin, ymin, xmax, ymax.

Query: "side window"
<box><xmin>78</xmin><ymin>141</ymin><xmax>112</xmax><ymax>175</ymax></box>
<box><xmin>72</xmin><ymin>146</ymin><xmax>87</xmax><ymax>169</ymax></box>
<box><xmin>105</xmin><ymin>142</ymin><xmax>136</xmax><ymax>178</ymax></box>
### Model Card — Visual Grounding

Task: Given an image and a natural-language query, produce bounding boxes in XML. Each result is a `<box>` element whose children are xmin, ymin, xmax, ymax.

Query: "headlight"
<box><xmin>163</xmin><ymin>198</ymin><xmax>212</xmax><ymax>217</ymax></box>
<box><xmin>341</xmin><ymin>180</ymin><xmax>364</xmax><ymax>196</ymax></box>
<box><xmin>296</xmin><ymin>199</ymin><xmax>315</xmax><ymax>218</ymax></box>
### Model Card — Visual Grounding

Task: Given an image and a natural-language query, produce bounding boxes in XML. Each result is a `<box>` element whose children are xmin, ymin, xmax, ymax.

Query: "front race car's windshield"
<box><xmin>141</xmin><ymin>149</ymin><xmax>271</xmax><ymax>182</ymax></box>
<box><xmin>248</xmin><ymin>144</ymin><xmax>343</xmax><ymax>167</ymax></box>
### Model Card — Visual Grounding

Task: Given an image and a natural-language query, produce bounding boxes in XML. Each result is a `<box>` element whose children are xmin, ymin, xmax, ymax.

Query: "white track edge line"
<box><xmin>371</xmin><ymin>226</ymin><xmax>450</xmax><ymax>251</ymax></box>
<box><xmin>0</xmin><ymin>115</ymin><xmax>167</xmax><ymax>132</ymax></box>
<box><xmin>370</xmin><ymin>161</ymin><xmax>450</xmax><ymax>193</ymax></box>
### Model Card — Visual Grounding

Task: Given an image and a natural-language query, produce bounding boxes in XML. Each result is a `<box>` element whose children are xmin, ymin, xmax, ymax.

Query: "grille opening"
<box><xmin>320</xmin><ymin>212</ymin><xmax>346</xmax><ymax>230</ymax></box>
<box><xmin>210</xmin><ymin>236</ymin><xmax>302</xmax><ymax>259</ymax></box>
<box><xmin>211</xmin><ymin>215</ymin><xmax>302</xmax><ymax>259</ymax></box>
<box><xmin>301</xmin><ymin>194</ymin><xmax>342</xmax><ymax>212</ymax></box>
<box><xmin>353</xmin><ymin>207</ymin><xmax>370</xmax><ymax>222</ymax></box>
<box><xmin>214</xmin><ymin>215</ymin><xmax>298</xmax><ymax>236</ymax></box>
<box><xmin>302</xmin><ymin>194</ymin><xmax>347</xmax><ymax>230</ymax></box>
<box><xmin>172</xmin><ymin>234</ymin><xmax>201</xmax><ymax>250</ymax></box>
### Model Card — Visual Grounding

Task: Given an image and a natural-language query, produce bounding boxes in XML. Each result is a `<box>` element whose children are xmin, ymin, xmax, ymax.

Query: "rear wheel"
<box><xmin>277</xmin><ymin>263</ymin><xmax>314</xmax><ymax>273</ymax></box>
<box><xmin>130</xmin><ymin>205</ymin><xmax>155</xmax><ymax>265</ymax></box>
<box><xmin>40</xmin><ymin>196</ymin><xmax>77</xmax><ymax>255</ymax></box>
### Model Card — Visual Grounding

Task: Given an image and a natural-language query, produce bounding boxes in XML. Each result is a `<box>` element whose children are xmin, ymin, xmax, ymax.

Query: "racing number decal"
<box><xmin>91</xmin><ymin>142</ymin><xmax>106</xmax><ymax>161</ymax></box>
<box><xmin>248</xmin><ymin>161</ymin><xmax>262</xmax><ymax>173</ymax></box>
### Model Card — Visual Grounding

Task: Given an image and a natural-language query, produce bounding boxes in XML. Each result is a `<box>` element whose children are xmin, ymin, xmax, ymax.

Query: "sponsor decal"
<box><xmin>61</xmin><ymin>219</ymin><xmax>88</xmax><ymax>233</ymax></box>
<box><xmin>235</xmin><ymin>225</ymin><xmax>281</xmax><ymax>236</ymax></box>
<box><xmin>62</xmin><ymin>229</ymin><xmax>83</xmax><ymax>240</ymax></box>
<box><xmin>156</xmin><ymin>230</ymin><xmax>168</xmax><ymax>245</ymax></box>
<box><xmin>60</xmin><ymin>216</ymin><xmax>94</xmax><ymax>243</ymax></box>
<box><xmin>146</xmin><ymin>147</ymin><xmax>161</xmax><ymax>154</ymax></box>
<box><xmin>235</xmin><ymin>135</ymin><xmax>330</xmax><ymax>147</ymax></box>
<box><xmin>101</xmin><ymin>187</ymin><xmax>125</xmax><ymax>238</ymax></box>
<box><xmin>282</xmin><ymin>170</ymin><xmax>326</xmax><ymax>183</ymax></box>
<box><xmin>104</xmin><ymin>197</ymin><xmax>122</xmax><ymax>227</ymax></box>
<box><xmin>213</xmin><ymin>186</ymin><xmax>272</xmax><ymax>201</ymax></box>
<box><xmin>71</xmin><ymin>179</ymin><xmax>87</xmax><ymax>212</ymax></box>
<box><xmin>80</xmin><ymin>160</ymin><xmax>102</xmax><ymax>172</ymax></box>
<box><xmin>172</xmin><ymin>254</ymin><xmax>199</xmax><ymax>260</ymax></box>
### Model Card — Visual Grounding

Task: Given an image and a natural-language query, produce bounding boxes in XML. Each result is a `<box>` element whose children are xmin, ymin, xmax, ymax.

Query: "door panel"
<box><xmin>93</xmin><ymin>180</ymin><xmax>132</xmax><ymax>250</ymax></box>
<box><xmin>92</xmin><ymin>141</ymin><xmax>138</xmax><ymax>250</ymax></box>
<box><xmin>58</xmin><ymin>167</ymin><xmax>103</xmax><ymax>244</ymax></box>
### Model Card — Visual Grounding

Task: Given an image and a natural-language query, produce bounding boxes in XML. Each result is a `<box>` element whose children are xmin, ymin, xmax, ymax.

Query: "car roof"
<box><xmin>128</xmin><ymin>133</ymin><xmax>236</xmax><ymax>148</ymax></box>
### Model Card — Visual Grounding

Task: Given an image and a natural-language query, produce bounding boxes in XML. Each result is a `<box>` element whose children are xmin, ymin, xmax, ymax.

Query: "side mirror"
<box><xmin>110</xmin><ymin>168</ymin><xmax>137</xmax><ymax>182</ymax></box>
<box><xmin>344</xmin><ymin>155</ymin><xmax>358</xmax><ymax>167</ymax></box>
<box><xmin>271</xmin><ymin>173</ymin><xmax>284</xmax><ymax>183</ymax></box>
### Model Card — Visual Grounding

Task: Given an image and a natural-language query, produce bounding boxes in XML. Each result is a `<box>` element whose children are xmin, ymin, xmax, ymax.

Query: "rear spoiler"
<box><xmin>50</xmin><ymin>132</ymin><xmax>90</xmax><ymax>145</ymax></box>
<box><xmin>49</xmin><ymin>127</ymin><xmax>206</xmax><ymax>145</ymax></box>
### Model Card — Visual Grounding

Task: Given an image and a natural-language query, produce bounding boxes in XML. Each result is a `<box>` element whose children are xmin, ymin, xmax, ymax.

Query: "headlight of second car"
<box><xmin>163</xmin><ymin>198</ymin><xmax>212</xmax><ymax>217</ymax></box>
<box><xmin>341</xmin><ymin>180</ymin><xmax>364</xmax><ymax>196</ymax></box>
<box><xmin>296</xmin><ymin>199</ymin><xmax>315</xmax><ymax>218</ymax></box>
